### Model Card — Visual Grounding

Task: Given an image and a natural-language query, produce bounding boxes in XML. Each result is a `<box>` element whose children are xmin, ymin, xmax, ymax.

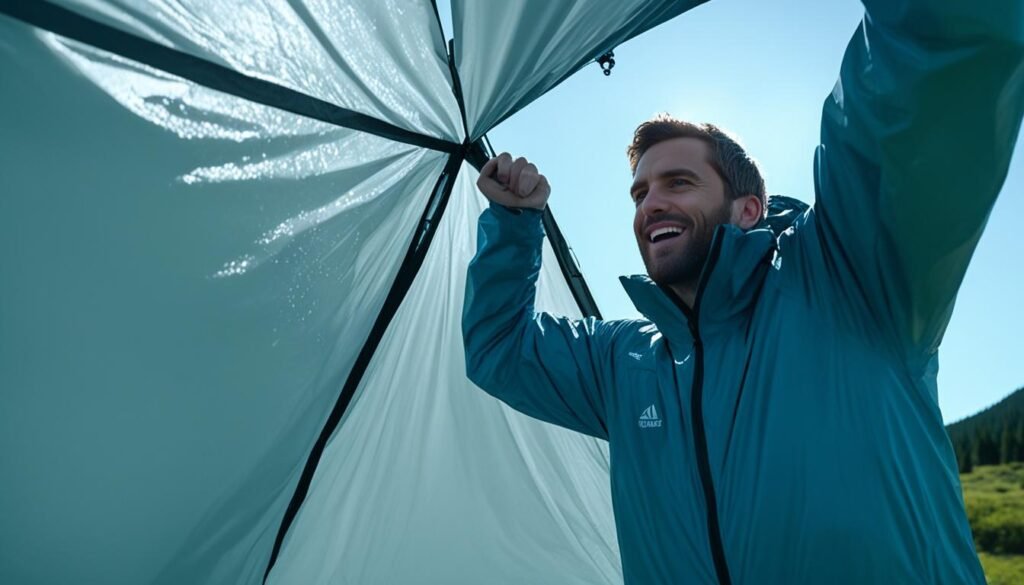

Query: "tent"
<box><xmin>0</xmin><ymin>1</ymin><xmax>705</xmax><ymax>583</ymax></box>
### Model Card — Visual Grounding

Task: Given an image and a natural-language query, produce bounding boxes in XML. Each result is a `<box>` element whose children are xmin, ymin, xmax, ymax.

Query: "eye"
<box><xmin>669</xmin><ymin>177</ymin><xmax>691</xmax><ymax>188</ymax></box>
<box><xmin>632</xmin><ymin>190</ymin><xmax>647</xmax><ymax>204</ymax></box>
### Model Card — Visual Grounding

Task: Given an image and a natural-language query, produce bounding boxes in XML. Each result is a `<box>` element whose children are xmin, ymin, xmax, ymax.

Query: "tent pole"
<box><xmin>469</xmin><ymin>138</ymin><xmax>603</xmax><ymax>320</ymax></box>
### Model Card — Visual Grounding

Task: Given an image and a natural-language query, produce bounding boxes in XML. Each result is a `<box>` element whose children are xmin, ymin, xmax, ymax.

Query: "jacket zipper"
<box><xmin>688</xmin><ymin>319</ymin><xmax>732</xmax><ymax>585</ymax></box>
<box><xmin>663</xmin><ymin>228</ymin><xmax>732</xmax><ymax>585</ymax></box>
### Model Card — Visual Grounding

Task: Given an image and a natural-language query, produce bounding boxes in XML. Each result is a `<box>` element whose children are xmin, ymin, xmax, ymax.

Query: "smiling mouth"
<box><xmin>649</xmin><ymin>226</ymin><xmax>684</xmax><ymax>243</ymax></box>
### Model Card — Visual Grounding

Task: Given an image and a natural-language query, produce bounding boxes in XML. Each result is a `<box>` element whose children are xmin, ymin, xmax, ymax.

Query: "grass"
<box><xmin>961</xmin><ymin>463</ymin><xmax>1024</xmax><ymax>582</ymax></box>
<box><xmin>977</xmin><ymin>552</ymin><xmax>1024</xmax><ymax>585</ymax></box>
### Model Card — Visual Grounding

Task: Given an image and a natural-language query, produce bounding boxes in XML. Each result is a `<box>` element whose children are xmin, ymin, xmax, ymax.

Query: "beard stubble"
<box><xmin>643</xmin><ymin>200</ymin><xmax>733</xmax><ymax>289</ymax></box>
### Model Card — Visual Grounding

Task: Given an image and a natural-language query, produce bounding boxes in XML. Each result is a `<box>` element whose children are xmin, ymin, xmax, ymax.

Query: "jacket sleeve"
<box><xmin>809</xmin><ymin>0</ymin><xmax>1024</xmax><ymax>358</ymax></box>
<box><xmin>462</xmin><ymin>204</ymin><xmax>610</xmax><ymax>440</ymax></box>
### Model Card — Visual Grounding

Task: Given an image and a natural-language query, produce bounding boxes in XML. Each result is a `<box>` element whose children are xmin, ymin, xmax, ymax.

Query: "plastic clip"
<box><xmin>597</xmin><ymin>50</ymin><xmax>615</xmax><ymax>76</ymax></box>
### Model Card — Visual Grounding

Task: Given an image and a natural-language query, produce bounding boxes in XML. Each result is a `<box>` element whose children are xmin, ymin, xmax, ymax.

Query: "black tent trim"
<box><xmin>0</xmin><ymin>0</ymin><xmax>460</xmax><ymax>154</ymax></box>
<box><xmin>423</xmin><ymin>0</ymin><xmax>602</xmax><ymax>323</ymax></box>
<box><xmin>263</xmin><ymin>149</ymin><xmax>466</xmax><ymax>579</ymax></box>
<box><xmin>541</xmin><ymin>208</ymin><xmax>603</xmax><ymax>319</ymax></box>
<box><xmin>0</xmin><ymin>0</ymin><xmax>604</xmax><ymax>578</ymax></box>
<box><xmin>467</xmin><ymin>139</ymin><xmax>604</xmax><ymax>320</ymax></box>
<box><xmin>263</xmin><ymin>33</ymin><xmax>483</xmax><ymax>579</ymax></box>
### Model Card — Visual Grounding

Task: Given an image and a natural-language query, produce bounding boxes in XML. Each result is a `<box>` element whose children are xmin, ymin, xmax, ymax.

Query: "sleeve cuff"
<box><xmin>481</xmin><ymin>201</ymin><xmax>546</xmax><ymax>241</ymax></box>
<box><xmin>489</xmin><ymin>201</ymin><xmax>546</xmax><ymax>217</ymax></box>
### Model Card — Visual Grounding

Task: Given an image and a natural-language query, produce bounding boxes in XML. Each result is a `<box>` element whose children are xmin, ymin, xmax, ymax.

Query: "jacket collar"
<box><xmin>620</xmin><ymin>225</ymin><xmax>776</xmax><ymax>347</ymax></box>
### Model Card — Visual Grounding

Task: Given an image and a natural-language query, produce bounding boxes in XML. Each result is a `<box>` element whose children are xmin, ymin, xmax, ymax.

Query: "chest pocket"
<box><xmin>614</xmin><ymin>350</ymin><xmax>666</xmax><ymax>433</ymax></box>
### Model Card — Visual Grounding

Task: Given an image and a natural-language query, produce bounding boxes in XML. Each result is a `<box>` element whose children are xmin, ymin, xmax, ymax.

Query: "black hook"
<box><xmin>597</xmin><ymin>50</ymin><xmax>615</xmax><ymax>76</ymax></box>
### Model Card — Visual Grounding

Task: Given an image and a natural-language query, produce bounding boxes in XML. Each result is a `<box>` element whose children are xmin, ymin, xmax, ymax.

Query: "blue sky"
<box><xmin>444</xmin><ymin>0</ymin><xmax>1024</xmax><ymax>423</ymax></box>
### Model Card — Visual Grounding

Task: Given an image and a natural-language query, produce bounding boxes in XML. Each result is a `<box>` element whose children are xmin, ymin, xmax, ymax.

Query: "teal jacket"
<box><xmin>463</xmin><ymin>2</ymin><xmax>1024</xmax><ymax>583</ymax></box>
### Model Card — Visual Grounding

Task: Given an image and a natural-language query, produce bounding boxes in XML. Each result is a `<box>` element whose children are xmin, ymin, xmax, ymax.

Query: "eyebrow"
<box><xmin>630</xmin><ymin>167</ymin><xmax>702</xmax><ymax>195</ymax></box>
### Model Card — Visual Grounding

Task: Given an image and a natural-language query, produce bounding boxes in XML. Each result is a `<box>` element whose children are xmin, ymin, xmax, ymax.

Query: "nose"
<box><xmin>638</xmin><ymin>185</ymin><xmax>669</xmax><ymax>217</ymax></box>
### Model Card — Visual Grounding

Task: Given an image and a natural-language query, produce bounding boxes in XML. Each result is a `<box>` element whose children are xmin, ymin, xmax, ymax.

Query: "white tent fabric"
<box><xmin>269</xmin><ymin>167</ymin><xmax>619</xmax><ymax>584</ymax></box>
<box><xmin>1</xmin><ymin>18</ymin><xmax>446</xmax><ymax>585</ymax></box>
<box><xmin>51</xmin><ymin>0</ymin><xmax>463</xmax><ymax>140</ymax></box>
<box><xmin>0</xmin><ymin>1</ymin><xmax>695</xmax><ymax>583</ymax></box>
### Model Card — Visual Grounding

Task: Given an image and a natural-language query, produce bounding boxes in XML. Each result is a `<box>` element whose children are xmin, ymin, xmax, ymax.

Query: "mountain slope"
<box><xmin>948</xmin><ymin>387</ymin><xmax>1024</xmax><ymax>472</ymax></box>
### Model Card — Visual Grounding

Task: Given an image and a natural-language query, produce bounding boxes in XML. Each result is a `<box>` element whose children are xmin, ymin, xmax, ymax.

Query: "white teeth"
<box><xmin>649</xmin><ymin>226</ymin><xmax>683</xmax><ymax>242</ymax></box>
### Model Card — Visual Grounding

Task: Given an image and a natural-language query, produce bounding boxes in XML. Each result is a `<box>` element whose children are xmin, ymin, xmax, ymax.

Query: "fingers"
<box><xmin>479</xmin><ymin>155</ymin><xmax>499</xmax><ymax>180</ymax></box>
<box><xmin>475</xmin><ymin>153</ymin><xmax>550</xmax><ymax>210</ymax></box>
<box><xmin>536</xmin><ymin>174</ymin><xmax>550</xmax><ymax>200</ymax></box>
<box><xmin>495</xmin><ymin>152</ymin><xmax>513</xmax><ymax>185</ymax></box>
<box><xmin>476</xmin><ymin>153</ymin><xmax>510</xmax><ymax>202</ymax></box>
<box><xmin>517</xmin><ymin>163</ymin><xmax>539</xmax><ymax>196</ymax></box>
<box><xmin>530</xmin><ymin>174</ymin><xmax>550</xmax><ymax>207</ymax></box>
<box><xmin>508</xmin><ymin>157</ymin><xmax>528</xmax><ymax>194</ymax></box>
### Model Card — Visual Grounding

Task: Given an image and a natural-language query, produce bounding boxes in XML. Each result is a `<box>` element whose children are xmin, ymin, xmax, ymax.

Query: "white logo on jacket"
<box><xmin>638</xmin><ymin>404</ymin><xmax>662</xmax><ymax>429</ymax></box>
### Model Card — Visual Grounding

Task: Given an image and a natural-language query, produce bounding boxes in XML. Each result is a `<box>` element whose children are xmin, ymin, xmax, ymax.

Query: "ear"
<box><xmin>730</xmin><ymin>194</ymin><xmax>764</xmax><ymax>230</ymax></box>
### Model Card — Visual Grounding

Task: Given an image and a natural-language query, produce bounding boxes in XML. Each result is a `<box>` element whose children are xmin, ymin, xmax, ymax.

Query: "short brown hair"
<box><xmin>627</xmin><ymin>115</ymin><xmax>766</xmax><ymax>207</ymax></box>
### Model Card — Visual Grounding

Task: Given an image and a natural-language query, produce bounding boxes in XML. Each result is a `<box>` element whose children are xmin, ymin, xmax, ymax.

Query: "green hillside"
<box><xmin>947</xmin><ymin>387</ymin><xmax>1024</xmax><ymax>583</ymax></box>
<box><xmin>948</xmin><ymin>387</ymin><xmax>1024</xmax><ymax>473</ymax></box>
<box><xmin>960</xmin><ymin>464</ymin><xmax>1024</xmax><ymax>584</ymax></box>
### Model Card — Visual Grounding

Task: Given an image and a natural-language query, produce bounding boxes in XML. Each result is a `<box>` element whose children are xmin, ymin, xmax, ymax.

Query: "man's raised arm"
<box><xmin>462</xmin><ymin>154</ymin><xmax>612</xmax><ymax>439</ymax></box>
<box><xmin>811</xmin><ymin>0</ymin><xmax>1024</xmax><ymax>357</ymax></box>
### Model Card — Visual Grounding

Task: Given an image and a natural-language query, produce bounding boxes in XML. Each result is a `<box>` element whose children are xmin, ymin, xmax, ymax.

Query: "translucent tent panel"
<box><xmin>0</xmin><ymin>19</ymin><xmax>447</xmax><ymax>585</ymax></box>
<box><xmin>50</xmin><ymin>0</ymin><xmax>463</xmax><ymax>141</ymax></box>
<box><xmin>268</xmin><ymin>166</ymin><xmax>620</xmax><ymax>585</ymax></box>
<box><xmin>452</xmin><ymin>0</ymin><xmax>705</xmax><ymax>137</ymax></box>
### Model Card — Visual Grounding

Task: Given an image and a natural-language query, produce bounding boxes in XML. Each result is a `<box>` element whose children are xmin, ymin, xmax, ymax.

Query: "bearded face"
<box><xmin>637</xmin><ymin>201</ymin><xmax>732</xmax><ymax>287</ymax></box>
<box><xmin>631</xmin><ymin>138</ymin><xmax>734</xmax><ymax>291</ymax></box>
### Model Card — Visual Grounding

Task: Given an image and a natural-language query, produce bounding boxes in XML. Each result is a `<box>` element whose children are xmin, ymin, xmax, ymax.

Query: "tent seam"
<box><xmin>0</xmin><ymin>0</ymin><xmax>462</xmax><ymax>153</ymax></box>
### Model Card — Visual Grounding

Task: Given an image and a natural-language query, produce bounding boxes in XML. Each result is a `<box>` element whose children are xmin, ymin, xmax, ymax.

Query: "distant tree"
<box><xmin>1016</xmin><ymin>420</ymin><xmax>1024</xmax><ymax>461</ymax></box>
<box><xmin>958</xmin><ymin>437</ymin><xmax>974</xmax><ymax>474</ymax></box>
<box><xmin>1000</xmin><ymin>423</ymin><xmax>1014</xmax><ymax>464</ymax></box>
<box><xmin>947</xmin><ymin>386</ymin><xmax>1024</xmax><ymax>469</ymax></box>
<box><xmin>978</xmin><ymin>431</ymin><xmax>1001</xmax><ymax>466</ymax></box>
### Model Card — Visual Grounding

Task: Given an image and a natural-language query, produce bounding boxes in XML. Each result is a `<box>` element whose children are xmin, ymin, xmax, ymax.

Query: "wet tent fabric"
<box><xmin>267</xmin><ymin>167</ymin><xmax>619</xmax><ymax>584</ymax></box>
<box><xmin>0</xmin><ymin>19</ymin><xmax>446</xmax><ymax>584</ymax></box>
<box><xmin>52</xmin><ymin>0</ymin><xmax>464</xmax><ymax>141</ymax></box>
<box><xmin>0</xmin><ymin>1</ymin><xmax>699</xmax><ymax>584</ymax></box>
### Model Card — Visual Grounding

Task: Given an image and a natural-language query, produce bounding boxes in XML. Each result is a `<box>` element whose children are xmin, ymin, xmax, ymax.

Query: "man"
<box><xmin>462</xmin><ymin>1</ymin><xmax>1024</xmax><ymax>583</ymax></box>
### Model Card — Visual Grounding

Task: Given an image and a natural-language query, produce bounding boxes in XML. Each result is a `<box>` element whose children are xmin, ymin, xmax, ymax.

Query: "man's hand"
<box><xmin>477</xmin><ymin>153</ymin><xmax>550</xmax><ymax>211</ymax></box>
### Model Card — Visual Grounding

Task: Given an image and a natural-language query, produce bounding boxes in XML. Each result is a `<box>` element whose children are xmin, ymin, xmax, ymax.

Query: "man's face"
<box><xmin>631</xmin><ymin>137</ymin><xmax>733</xmax><ymax>287</ymax></box>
